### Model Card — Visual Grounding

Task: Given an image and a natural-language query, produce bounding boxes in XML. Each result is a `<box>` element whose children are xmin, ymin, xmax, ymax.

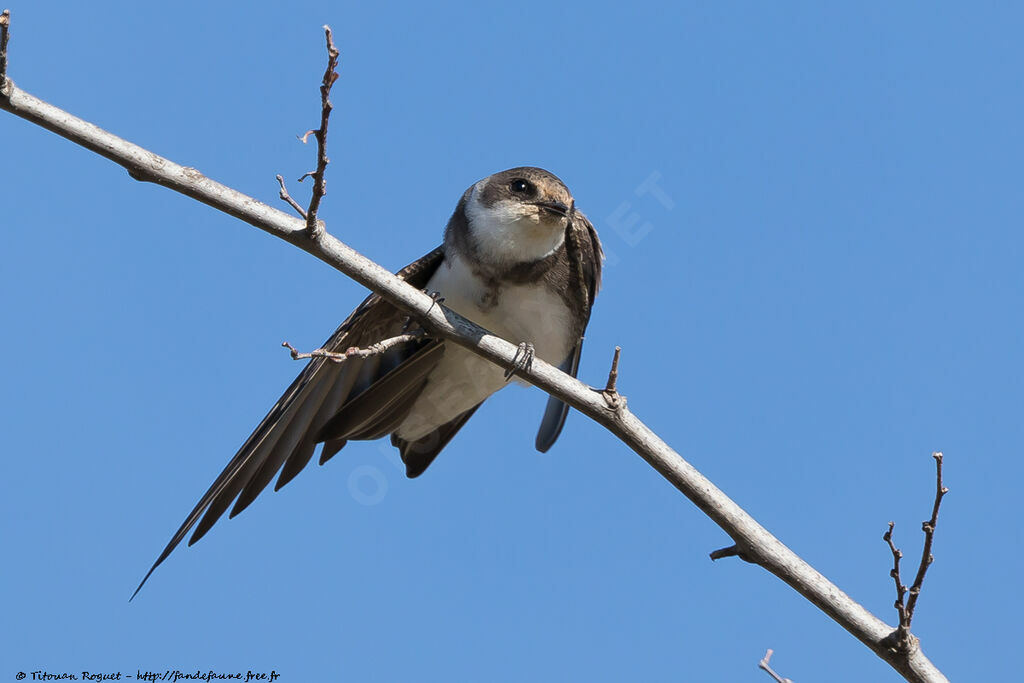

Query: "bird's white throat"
<box><xmin>464</xmin><ymin>184</ymin><xmax>566</xmax><ymax>266</ymax></box>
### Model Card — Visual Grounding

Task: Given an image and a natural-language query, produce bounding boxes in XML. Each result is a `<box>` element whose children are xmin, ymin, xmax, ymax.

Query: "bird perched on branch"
<box><xmin>133</xmin><ymin>167</ymin><xmax>603</xmax><ymax>597</ymax></box>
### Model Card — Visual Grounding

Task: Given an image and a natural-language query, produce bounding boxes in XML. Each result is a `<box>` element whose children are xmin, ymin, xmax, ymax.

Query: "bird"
<box><xmin>131</xmin><ymin>166</ymin><xmax>603</xmax><ymax>598</ymax></box>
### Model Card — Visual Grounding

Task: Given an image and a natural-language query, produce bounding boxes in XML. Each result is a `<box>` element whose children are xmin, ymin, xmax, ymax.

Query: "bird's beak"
<box><xmin>532</xmin><ymin>200</ymin><xmax>570</xmax><ymax>218</ymax></box>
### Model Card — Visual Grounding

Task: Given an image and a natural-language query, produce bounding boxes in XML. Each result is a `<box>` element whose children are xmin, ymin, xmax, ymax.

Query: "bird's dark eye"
<box><xmin>509</xmin><ymin>178</ymin><xmax>535</xmax><ymax>195</ymax></box>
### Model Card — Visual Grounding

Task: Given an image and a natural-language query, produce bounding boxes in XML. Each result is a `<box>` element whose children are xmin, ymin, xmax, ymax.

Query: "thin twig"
<box><xmin>282</xmin><ymin>331</ymin><xmax>426</xmax><ymax>364</ymax></box>
<box><xmin>0</xmin><ymin>9</ymin><xmax>11</xmax><ymax>93</ymax></box>
<box><xmin>275</xmin><ymin>174</ymin><xmax>307</xmax><ymax>219</ymax></box>
<box><xmin>600</xmin><ymin>346</ymin><xmax>622</xmax><ymax>409</ymax></box>
<box><xmin>300</xmin><ymin>25</ymin><xmax>340</xmax><ymax>240</ymax></box>
<box><xmin>604</xmin><ymin>346</ymin><xmax>621</xmax><ymax>393</ymax></box>
<box><xmin>759</xmin><ymin>649</ymin><xmax>794</xmax><ymax>683</ymax></box>
<box><xmin>282</xmin><ymin>333</ymin><xmax>426</xmax><ymax>363</ymax></box>
<box><xmin>709</xmin><ymin>544</ymin><xmax>755</xmax><ymax>563</ymax></box>
<box><xmin>906</xmin><ymin>452</ymin><xmax>948</xmax><ymax>621</ymax></box>
<box><xmin>883</xmin><ymin>521</ymin><xmax>909</xmax><ymax>630</ymax></box>
<box><xmin>710</xmin><ymin>544</ymin><xmax>741</xmax><ymax>560</ymax></box>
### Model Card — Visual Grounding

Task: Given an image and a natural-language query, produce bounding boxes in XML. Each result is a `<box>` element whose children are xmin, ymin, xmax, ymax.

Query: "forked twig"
<box><xmin>299</xmin><ymin>25</ymin><xmax>340</xmax><ymax>240</ymax></box>
<box><xmin>880</xmin><ymin>452</ymin><xmax>948</xmax><ymax>653</ymax></box>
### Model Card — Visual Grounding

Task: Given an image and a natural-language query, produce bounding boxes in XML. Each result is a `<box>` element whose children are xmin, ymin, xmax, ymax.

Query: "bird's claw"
<box><xmin>504</xmin><ymin>342</ymin><xmax>536</xmax><ymax>381</ymax></box>
<box><xmin>403</xmin><ymin>290</ymin><xmax>446</xmax><ymax>330</ymax></box>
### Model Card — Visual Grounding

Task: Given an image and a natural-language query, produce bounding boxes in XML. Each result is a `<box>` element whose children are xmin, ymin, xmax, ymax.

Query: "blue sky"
<box><xmin>2</xmin><ymin>2</ymin><xmax>1021</xmax><ymax>681</ymax></box>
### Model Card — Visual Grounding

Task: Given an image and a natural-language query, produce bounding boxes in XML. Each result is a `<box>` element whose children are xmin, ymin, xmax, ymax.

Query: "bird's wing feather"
<box><xmin>316</xmin><ymin>341</ymin><xmax>445</xmax><ymax>441</ymax></box>
<box><xmin>392</xmin><ymin>402</ymin><xmax>485</xmax><ymax>478</ymax></box>
<box><xmin>131</xmin><ymin>246</ymin><xmax>445</xmax><ymax>599</ymax></box>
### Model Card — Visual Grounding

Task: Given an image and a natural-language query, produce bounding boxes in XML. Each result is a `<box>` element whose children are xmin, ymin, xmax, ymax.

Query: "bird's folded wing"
<box><xmin>534</xmin><ymin>342</ymin><xmax>583</xmax><ymax>453</ymax></box>
<box><xmin>534</xmin><ymin>211</ymin><xmax>603</xmax><ymax>453</ymax></box>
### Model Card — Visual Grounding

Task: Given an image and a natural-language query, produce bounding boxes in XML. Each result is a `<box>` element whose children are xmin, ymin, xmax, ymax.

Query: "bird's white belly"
<box><xmin>395</xmin><ymin>254</ymin><xmax>573</xmax><ymax>440</ymax></box>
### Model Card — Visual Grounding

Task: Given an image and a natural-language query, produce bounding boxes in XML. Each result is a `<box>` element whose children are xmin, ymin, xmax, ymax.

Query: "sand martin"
<box><xmin>133</xmin><ymin>166</ymin><xmax>603</xmax><ymax>597</ymax></box>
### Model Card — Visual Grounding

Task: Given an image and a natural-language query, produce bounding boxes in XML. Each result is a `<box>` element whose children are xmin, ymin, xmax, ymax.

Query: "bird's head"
<box><xmin>462</xmin><ymin>167</ymin><xmax>575</xmax><ymax>266</ymax></box>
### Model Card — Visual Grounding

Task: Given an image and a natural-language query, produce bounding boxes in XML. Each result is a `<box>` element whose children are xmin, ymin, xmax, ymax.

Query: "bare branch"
<box><xmin>880</xmin><ymin>452</ymin><xmax>948</xmax><ymax>656</ymax></box>
<box><xmin>299</xmin><ymin>25</ymin><xmax>340</xmax><ymax>241</ymax></box>
<box><xmin>0</xmin><ymin>9</ymin><xmax>11</xmax><ymax>93</ymax></box>
<box><xmin>275</xmin><ymin>174</ymin><xmax>307</xmax><ymax>219</ymax></box>
<box><xmin>0</xmin><ymin>42</ymin><xmax>949</xmax><ymax>683</ymax></box>
<box><xmin>759</xmin><ymin>650</ymin><xmax>794</xmax><ymax>683</ymax></box>
<box><xmin>282</xmin><ymin>332</ymin><xmax>426</xmax><ymax>363</ymax></box>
